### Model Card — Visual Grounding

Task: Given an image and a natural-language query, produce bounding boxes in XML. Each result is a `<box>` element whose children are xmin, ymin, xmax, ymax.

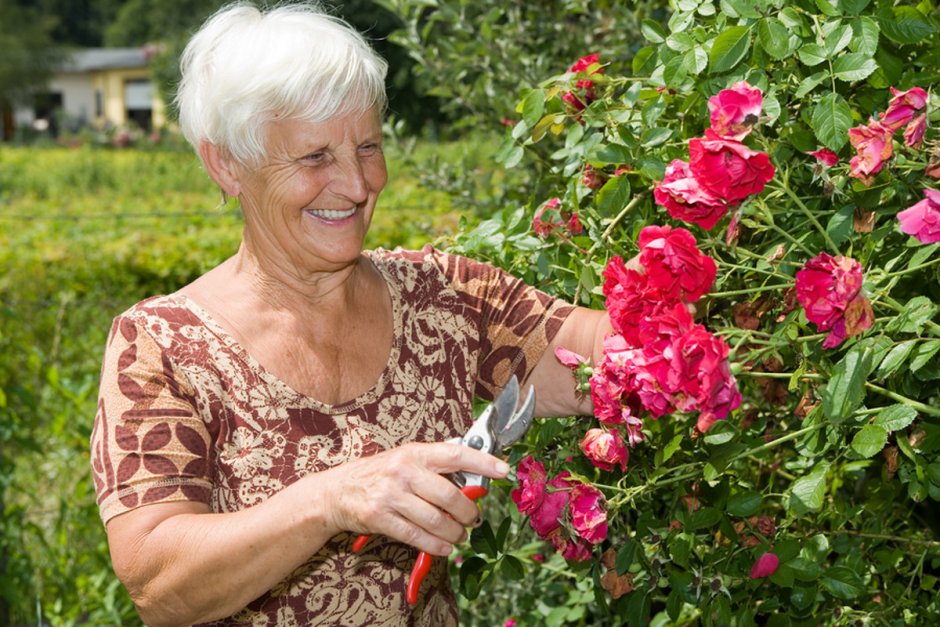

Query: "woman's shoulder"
<box><xmin>368</xmin><ymin>245</ymin><xmax>495</xmax><ymax>283</ymax></box>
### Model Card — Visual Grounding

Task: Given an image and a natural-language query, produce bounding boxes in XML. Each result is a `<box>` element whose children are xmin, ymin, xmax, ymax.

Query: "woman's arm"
<box><xmin>526</xmin><ymin>307</ymin><xmax>612</xmax><ymax>418</ymax></box>
<box><xmin>106</xmin><ymin>443</ymin><xmax>509</xmax><ymax>626</ymax></box>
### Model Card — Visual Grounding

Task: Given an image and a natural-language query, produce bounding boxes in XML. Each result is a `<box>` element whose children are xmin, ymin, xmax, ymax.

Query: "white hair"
<box><xmin>176</xmin><ymin>1</ymin><xmax>388</xmax><ymax>167</ymax></box>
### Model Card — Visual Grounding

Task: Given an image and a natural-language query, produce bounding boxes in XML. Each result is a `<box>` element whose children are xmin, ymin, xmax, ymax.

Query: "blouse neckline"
<box><xmin>168</xmin><ymin>252</ymin><xmax>404</xmax><ymax>414</ymax></box>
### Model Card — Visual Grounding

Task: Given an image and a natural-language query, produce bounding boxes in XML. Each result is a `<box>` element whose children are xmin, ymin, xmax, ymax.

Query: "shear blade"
<box><xmin>496</xmin><ymin>384</ymin><xmax>535</xmax><ymax>450</ymax></box>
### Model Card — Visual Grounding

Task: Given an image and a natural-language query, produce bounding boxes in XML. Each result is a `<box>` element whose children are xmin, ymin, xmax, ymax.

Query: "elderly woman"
<box><xmin>90</xmin><ymin>3</ymin><xmax>609</xmax><ymax>625</ymax></box>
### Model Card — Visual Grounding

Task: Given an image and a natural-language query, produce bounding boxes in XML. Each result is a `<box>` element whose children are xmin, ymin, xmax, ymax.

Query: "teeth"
<box><xmin>307</xmin><ymin>208</ymin><xmax>357</xmax><ymax>220</ymax></box>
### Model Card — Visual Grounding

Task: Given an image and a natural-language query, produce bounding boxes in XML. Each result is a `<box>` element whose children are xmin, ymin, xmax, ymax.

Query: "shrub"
<box><xmin>397</xmin><ymin>1</ymin><xmax>940</xmax><ymax>624</ymax></box>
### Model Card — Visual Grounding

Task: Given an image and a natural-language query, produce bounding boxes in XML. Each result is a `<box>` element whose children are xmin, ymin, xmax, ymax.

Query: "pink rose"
<box><xmin>848</xmin><ymin>118</ymin><xmax>894</xmax><ymax>186</ymax></box>
<box><xmin>568</xmin><ymin>212</ymin><xmax>584</xmax><ymax>235</ymax></box>
<box><xmin>580</xmin><ymin>428</ymin><xmax>629</xmax><ymax>472</ymax></box>
<box><xmin>547</xmin><ymin>527</ymin><xmax>593</xmax><ymax>562</ymax></box>
<box><xmin>554</xmin><ymin>346</ymin><xmax>588</xmax><ymax>369</ymax></box>
<box><xmin>708</xmin><ymin>80</ymin><xmax>763</xmax><ymax>140</ymax></box>
<box><xmin>807</xmin><ymin>148</ymin><xmax>839</xmax><ymax>168</ymax></box>
<box><xmin>569</xmin><ymin>483</ymin><xmax>608</xmax><ymax>544</ymax></box>
<box><xmin>529</xmin><ymin>472</ymin><xmax>572</xmax><ymax>538</ymax></box>
<box><xmin>602</xmin><ymin>256</ymin><xmax>655</xmax><ymax>344</ymax></box>
<box><xmin>654</xmin><ymin>159</ymin><xmax>730</xmax><ymax>230</ymax></box>
<box><xmin>749</xmin><ymin>552</ymin><xmax>780</xmax><ymax>579</ymax></box>
<box><xmin>795</xmin><ymin>253</ymin><xmax>873</xmax><ymax>348</ymax></box>
<box><xmin>881</xmin><ymin>86</ymin><xmax>928</xmax><ymax>132</ymax></box>
<box><xmin>688</xmin><ymin>130</ymin><xmax>775</xmax><ymax>204</ymax></box>
<box><xmin>511</xmin><ymin>456</ymin><xmax>548</xmax><ymax>516</ymax></box>
<box><xmin>504</xmin><ymin>620</ymin><xmax>517</xmax><ymax>627</ymax></box>
<box><xmin>638</xmin><ymin>225</ymin><xmax>717</xmax><ymax>302</ymax></box>
<box><xmin>904</xmin><ymin>113</ymin><xmax>927</xmax><ymax>148</ymax></box>
<box><xmin>898</xmin><ymin>188</ymin><xmax>940</xmax><ymax>244</ymax></box>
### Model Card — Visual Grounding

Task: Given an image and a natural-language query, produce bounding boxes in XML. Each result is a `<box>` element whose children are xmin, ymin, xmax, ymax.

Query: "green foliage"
<box><xmin>0</xmin><ymin>2</ymin><xmax>64</xmax><ymax>107</ymax></box>
<box><xmin>381</xmin><ymin>0</ymin><xmax>940</xmax><ymax>624</ymax></box>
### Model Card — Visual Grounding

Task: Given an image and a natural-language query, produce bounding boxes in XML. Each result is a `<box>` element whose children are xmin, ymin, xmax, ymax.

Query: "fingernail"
<box><xmin>496</xmin><ymin>460</ymin><xmax>510</xmax><ymax>475</ymax></box>
<box><xmin>472</xmin><ymin>515</ymin><xmax>483</xmax><ymax>528</ymax></box>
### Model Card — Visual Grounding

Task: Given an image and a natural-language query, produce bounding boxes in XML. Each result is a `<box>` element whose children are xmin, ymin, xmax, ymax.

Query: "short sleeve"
<box><xmin>428</xmin><ymin>248</ymin><xmax>575</xmax><ymax>400</ymax></box>
<box><xmin>90</xmin><ymin>314</ymin><xmax>213</xmax><ymax>524</ymax></box>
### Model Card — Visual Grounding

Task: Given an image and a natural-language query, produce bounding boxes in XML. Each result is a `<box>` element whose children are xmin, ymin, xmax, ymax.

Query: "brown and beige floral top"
<box><xmin>90</xmin><ymin>246</ymin><xmax>573</xmax><ymax>626</ymax></box>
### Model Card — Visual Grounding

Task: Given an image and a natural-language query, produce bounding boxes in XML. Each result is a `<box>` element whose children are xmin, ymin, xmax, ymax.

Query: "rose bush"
<box><xmin>384</xmin><ymin>0</ymin><xmax>940</xmax><ymax>624</ymax></box>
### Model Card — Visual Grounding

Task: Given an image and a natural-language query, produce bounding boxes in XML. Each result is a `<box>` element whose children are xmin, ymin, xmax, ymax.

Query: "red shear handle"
<box><xmin>406</xmin><ymin>485</ymin><xmax>489</xmax><ymax>605</ymax></box>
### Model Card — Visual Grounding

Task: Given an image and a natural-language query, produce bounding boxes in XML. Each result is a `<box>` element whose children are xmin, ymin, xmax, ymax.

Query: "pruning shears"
<box><xmin>352</xmin><ymin>375</ymin><xmax>536</xmax><ymax>606</ymax></box>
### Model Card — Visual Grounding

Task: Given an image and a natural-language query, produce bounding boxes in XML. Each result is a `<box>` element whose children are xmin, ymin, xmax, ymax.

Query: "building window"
<box><xmin>124</xmin><ymin>79</ymin><xmax>153</xmax><ymax>132</ymax></box>
<box><xmin>95</xmin><ymin>90</ymin><xmax>103</xmax><ymax>118</ymax></box>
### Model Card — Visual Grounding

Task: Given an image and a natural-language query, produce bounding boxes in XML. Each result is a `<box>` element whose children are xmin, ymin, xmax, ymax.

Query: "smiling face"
<box><xmin>235</xmin><ymin>107</ymin><xmax>388</xmax><ymax>276</ymax></box>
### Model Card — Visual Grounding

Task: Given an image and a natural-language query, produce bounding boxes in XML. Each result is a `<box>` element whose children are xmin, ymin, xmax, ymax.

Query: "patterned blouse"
<box><xmin>90</xmin><ymin>246</ymin><xmax>573</xmax><ymax>626</ymax></box>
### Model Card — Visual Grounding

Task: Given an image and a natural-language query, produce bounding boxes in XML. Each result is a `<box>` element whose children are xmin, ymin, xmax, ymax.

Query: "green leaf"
<box><xmin>832</xmin><ymin>53</ymin><xmax>879</xmax><ymax>82</ymax></box>
<box><xmin>815</xmin><ymin>0</ymin><xmax>842</xmax><ymax>16</ymax></box>
<box><xmin>641</xmin><ymin>18</ymin><xmax>667</xmax><ymax>43</ymax></box>
<box><xmin>633</xmin><ymin>46</ymin><xmax>658</xmax><ymax>75</ymax></box>
<box><xmin>851</xmin><ymin>424</ymin><xmax>888</xmax><ymax>458</ymax></box>
<box><xmin>709</xmin><ymin>25</ymin><xmax>752</xmax><ymax>73</ymax></box>
<box><xmin>469</xmin><ymin>521</ymin><xmax>499</xmax><ymax>558</ymax></box>
<box><xmin>640</xmin><ymin>127</ymin><xmax>673</xmax><ymax>148</ymax></box>
<box><xmin>500</xmin><ymin>555</ymin><xmax>525</xmax><ymax>581</ymax></box>
<box><xmin>596</xmin><ymin>175</ymin><xmax>631</xmax><ymax>215</ymax></box>
<box><xmin>788</xmin><ymin>557</ymin><xmax>822</xmax><ymax>582</ymax></box>
<box><xmin>788</xmin><ymin>462</ymin><xmax>830</xmax><ymax>516</ymax></box>
<box><xmin>885</xmin><ymin>296</ymin><xmax>940</xmax><ymax>334</ymax></box>
<box><xmin>811</xmin><ymin>92</ymin><xmax>853</xmax><ymax>151</ymax></box>
<box><xmin>911</xmin><ymin>341</ymin><xmax>940</xmax><ymax>373</ymax></box>
<box><xmin>822</xmin><ymin>344</ymin><xmax>875</xmax><ymax>424</ymax></box>
<box><xmin>616</xmin><ymin>540</ymin><xmax>637</xmax><ymax>575</ymax></box>
<box><xmin>758</xmin><ymin>18</ymin><xmax>792</xmax><ymax>60</ymax></box>
<box><xmin>795</xmin><ymin>71</ymin><xmax>829</xmax><ymax>99</ymax></box>
<box><xmin>873</xmin><ymin>404</ymin><xmax>918</xmax><ymax>432</ymax></box>
<box><xmin>798</xmin><ymin>43</ymin><xmax>828</xmax><ymax>66</ymax></box>
<box><xmin>880</xmin><ymin>6</ymin><xmax>935</xmax><ymax>45</ymax></box>
<box><xmin>821</xmin><ymin>565</ymin><xmax>864</xmax><ymax>600</ymax></box>
<box><xmin>689</xmin><ymin>507</ymin><xmax>722</xmax><ymax>531</ymax></box>
<box><xmin>662</xmin><ymin>433</ymin><xmax>684</xmax><ymax>465</ymax></box>
<box><xmin>727</xmin><ymin>490</ymin><xmax>762</xmax><ymax>517</ymax></box>
<box><xmin>849</xmin><ymin>17</ymin><xmax>880</xmax><ymax>56</ymax></box>
<box><xmin>927</xmin><ymin>463</ymin><xmax>940</xmax><ymax>486</ymax></box>
<box><xmin>826</xmin><ymin>205</ymin><xmax>854</xmax><ymax>247</ymax></box>
<box><xmin>519</xmin><ymin>89</ymin><xmax>545</xmax><ymax>128</ymax></box>
<box><xmin>877</xmin><ymin>340</ymin><xmax>917</xmax><ymax>379</ymax></box>
<box><xmin>825</xmin><ymin>25</ymin><xmax>854</xmax><ymax>56</ymax></box>
<box><xmin>841</xmin><ymin>0</ymin><xmax>871</xmax><ymax>15</ymax></box>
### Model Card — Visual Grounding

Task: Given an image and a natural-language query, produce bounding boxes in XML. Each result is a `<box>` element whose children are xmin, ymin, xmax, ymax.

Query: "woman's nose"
<box><xmin>331</xmin><ymin>155</ymin><xmax>369</xmax><ymax>204</ymax></box>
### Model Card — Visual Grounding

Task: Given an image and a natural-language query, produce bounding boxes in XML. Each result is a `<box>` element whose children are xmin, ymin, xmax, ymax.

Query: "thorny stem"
<box><xmin>709</xmin><ymin>283</ymin><xmax>792</xmax><ymax>298</ymax></box>
<box><xmin>773</xmin><ymin>174</ymin><xmax>840</xmax><ymax>254</ymax></box>
<box><xmin>865</xmin><ymin>382</ymin><xmax>940</xmax><ymax>417</ymax></box>
<box><xmin>574</xmin><ymin>191</ymin><xmax>648</xmax><ymax>303</ymax></box>
<box><xmin>607</xmin><ymin>423</ymin><xmax>824</xmax><ymax>509</ymax></box>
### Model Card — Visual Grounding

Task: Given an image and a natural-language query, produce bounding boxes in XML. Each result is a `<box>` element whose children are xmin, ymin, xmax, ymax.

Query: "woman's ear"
<box><xmin>199</xmin><ymin>140</ymin><xmax>241</xmax><ymax>198</ymax></box>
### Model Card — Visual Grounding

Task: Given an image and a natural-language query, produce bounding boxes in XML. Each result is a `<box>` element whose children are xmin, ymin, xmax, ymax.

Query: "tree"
<box><xmin>0</xmin><ymin>3</ymin><xmax>63</xmax><ymax>109</ymax></box>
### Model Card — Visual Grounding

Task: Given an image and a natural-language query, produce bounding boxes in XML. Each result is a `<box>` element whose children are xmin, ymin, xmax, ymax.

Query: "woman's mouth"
<box><xmin>305</xmin><ymin>207</ymin><xmax>358</xmax><ymax>221</ymax></box>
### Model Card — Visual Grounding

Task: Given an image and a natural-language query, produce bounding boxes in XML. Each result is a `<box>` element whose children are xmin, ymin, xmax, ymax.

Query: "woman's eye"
<box><xmin>303</xmin><ymin>152</ymin><xmax>327</xmax><ymax>164</ymax></box>
<box><xmin>359</xmin><ymin>143</ymin><xmax>381</xmax><ymax>156</ymax></box>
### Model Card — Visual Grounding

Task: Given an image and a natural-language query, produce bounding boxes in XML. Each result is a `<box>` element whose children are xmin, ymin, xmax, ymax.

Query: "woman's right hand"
<box><xmin>321</xmin><ymin>442</ymin><xmax>510</xmax><ymax>555</ymax></box>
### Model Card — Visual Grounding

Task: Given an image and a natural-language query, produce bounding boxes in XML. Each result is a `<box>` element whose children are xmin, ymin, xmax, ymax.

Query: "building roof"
<box><xmin>61</xmin><ymin>48</ymin><xmax>149</xmax><ymax>72</ymax></box>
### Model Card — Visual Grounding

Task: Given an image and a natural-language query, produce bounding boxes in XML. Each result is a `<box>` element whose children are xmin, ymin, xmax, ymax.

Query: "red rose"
<box><xmin>688</xmin><ymin>130</ymin><xmax>775</xmax><ymax>204</ymax></box>
<box><xmin>654</xmin><ymin>159</ymin><xmax>729</xmax><ymax>230</ymax></box>
<box><xmin>638</xmin><ymin>225</ymin><xmax>717</xmax><ymax>303</ymax></box>
<box><xmin>569</xmin><ymin>483</ymin><xmax>608</xmax><ymax>544</ymax></box>
<box><xmin>795</xmin><ymin>252</ymin><xmax>873</xmax><ymax>348</ymax></box>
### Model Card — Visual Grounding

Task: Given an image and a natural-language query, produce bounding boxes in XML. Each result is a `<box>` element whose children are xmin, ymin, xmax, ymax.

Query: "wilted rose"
<box><xmin>881</xmin><ymin>86</ymin><xmax>928</xmax><ymax>132</ymax></box>
<box><xmin>848</xmin><ymin>118</ymin><xmax>893</xmax><ymax>186</ymax></box>
<box><xmin>897</xmin><ymin>188</ymin><xmax>940</xmax><ymax>244</ymax></box>
<box><xmin>707</xmin><ymin>80</ymin><xmax>763</xmax><ymax>141</ymax></box>
<box><xmin>903</xmin><ymin>113</ymin><xmax>927</xmax><ymax>148</ymax></box>
<box><xmin>580</xmin><ymin>428</ymin><xmax>629</xmax><ymax>472</ymax></box>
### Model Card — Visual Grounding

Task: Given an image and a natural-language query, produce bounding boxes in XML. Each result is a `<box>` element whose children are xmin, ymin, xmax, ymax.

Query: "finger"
<box><xmin>419</xmin><ymin>442</ymin><xmax>510</xmax><ymax>479</ymax></box>
<box><xmin>408</xmin><ymin>472</ymin><xmax>480</xmax><ymax>528</ymax></box>
<box><xmin>383</xmin><ymin>512</ymin><xmax>455</xmax><ymax>556</ymax></box>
